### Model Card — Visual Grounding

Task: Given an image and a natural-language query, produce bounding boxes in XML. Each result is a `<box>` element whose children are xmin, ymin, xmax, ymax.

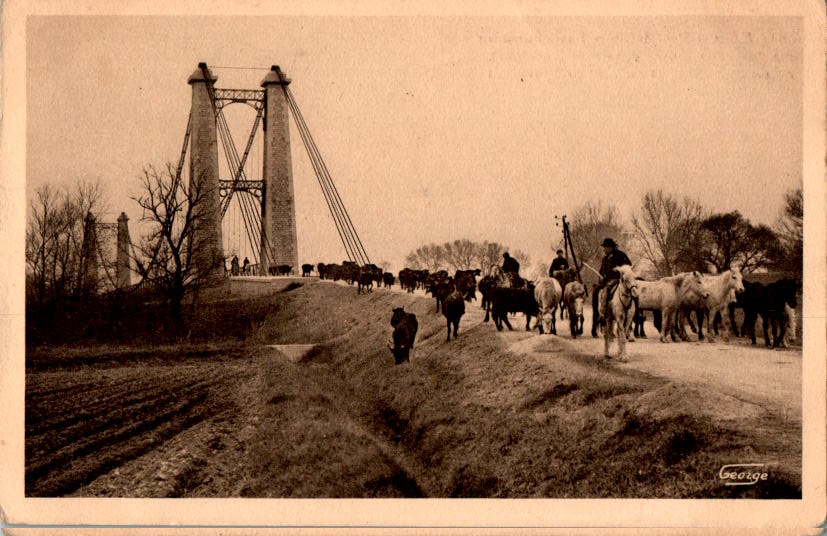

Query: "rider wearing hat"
<box><xmin>593</xmin><ymin>238</ymin><xmax>632</xmax><ymax>335</ymax></box>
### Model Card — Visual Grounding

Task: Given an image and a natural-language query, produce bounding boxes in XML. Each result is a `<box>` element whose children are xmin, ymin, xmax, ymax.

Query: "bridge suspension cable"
<box><xmin>280</xmin><ymin>83</ymin><xmax>371</xmax><ymax>265</ymax></box>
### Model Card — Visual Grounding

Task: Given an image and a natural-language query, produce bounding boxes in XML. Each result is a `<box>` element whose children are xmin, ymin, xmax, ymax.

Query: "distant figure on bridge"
<box><xmin>231</xmin><ymin>255</ymin><xmax>240</xmax><ymax>276</ymax></box>
<box><xmin>242</xmin><ymin>257</ymin><xmax>250</xmax><ymax>276</ymax></box>
<box><xmin>549</xmin><ymin>249</ymin><xmax>569</xmax><ymax>277</ymax></box>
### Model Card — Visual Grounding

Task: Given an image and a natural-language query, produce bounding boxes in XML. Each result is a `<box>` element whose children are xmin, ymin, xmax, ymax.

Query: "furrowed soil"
<box><xmin>26</xmin><ymin>278</ymin><xmax>801</xmax><ymax>498</ymax></box>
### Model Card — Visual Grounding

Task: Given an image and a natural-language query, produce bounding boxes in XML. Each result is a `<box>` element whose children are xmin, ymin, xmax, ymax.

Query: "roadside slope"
<box><xmin>242</xmin><ymin>279</ymin><xmax>801</xmax><ymax>498</ymax></box>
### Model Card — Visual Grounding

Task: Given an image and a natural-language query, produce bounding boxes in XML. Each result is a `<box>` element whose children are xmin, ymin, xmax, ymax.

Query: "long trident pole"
<box><xmin>561</xmin><ymin>215</ymin><xmax>585</xmax><ymax>287</ymax></box>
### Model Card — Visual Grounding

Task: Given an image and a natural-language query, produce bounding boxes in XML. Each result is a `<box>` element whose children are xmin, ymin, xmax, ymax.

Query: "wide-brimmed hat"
<box><xmin>556</xmin><ymin>249</ymin><xmax>564</xmax><ymax>254</ymax></box>
<box><xmin>601</xmin><ymin>238</ymin><xmax>617</xmax><ymax>248</ymax></box>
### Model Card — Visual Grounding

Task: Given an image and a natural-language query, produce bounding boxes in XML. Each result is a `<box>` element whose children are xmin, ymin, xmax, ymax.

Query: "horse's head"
<box><xmin>780</xmin><ymin>278</ymin><xmax>798</xmax><ymax>309</ymax></box>
<box><xmin>614</xmin><ymin>266</ymin><xmax>639</xmax><ymax>299</ymax></box>
<box><xmin>730</xmin><ymin>266</ymin><xmax>745</xmax><ymax>293</ymax></box>
<box><xmin>688</xmin><ymin>270</ymin><xmax>710</xmax><ymax>300</ymax></box>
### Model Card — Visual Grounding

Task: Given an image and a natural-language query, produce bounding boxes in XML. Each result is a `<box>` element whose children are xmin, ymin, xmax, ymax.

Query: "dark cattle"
<box><xmin>414</xmin><ymin>270</ymin><xmax>430</xmax><ymax>290</ymax></box>
<box><xmin>731</xmin><ymin>278</ymin><xmax>798</xmax><ymax>348</ymax></box>
<box><xmin>442</xmin><ymin>287</ymin><xmax>466</xmax><ymax>341</ymax></box>
<box><xmin>327</xmin><ymin>264</ymin><xmax>343</xmax><ymax>281</ymax></box>
<box><xmin>301</xmin><ymin>263</ymin><xmax>313</xmax><ymax>277</ymax></box>
<box><xmin>383</xmin><ymin>272</ymin><xmax>395</xmax><ymax>288</ymax></box>
<box><xmin>268</xmin><ymin>265</ymin><xmax>277</xmax><ymax>276</ymax></box>
<box><xmin>490</xmin><ymin>287</ymin><xmax>539</xmax><ymax>331</ymax></box>
<box><xmin>398</xmin><ymin>268</ymin><xmax>417</xmax><ymax>293</ymax></box>
<box><xmin>341</xmin><ymin>261</ymin><xmax>360</xmax><ymax>284</ymax></box>
<box><xmin>357</xmin><ymin>268</ymin><xmax>374</xmax><ymax>294</ymax></box>
<box><xmin>389</xmin><ymin>307</ymin><xmax>418</xmax><ymax>364</ymax></box>
<box><xmin>317</xmin><ymin>263</ymin><xmax>327</xmax><ymax>279</ymax></box>
<box><xmin>478</xmin><ymin>275</ymin><xmax>496</xmax><ymax>319</ymax></box>
<box><xmin>428</xmin><ymin>275</ymin><xmax>454</xmax><ymax>313</ymax></box>
<box><xmin>361</xmin><ymin>263</ymin><xmax>383</xmax><ymax>288</ymax></box>
<box><xmin>454</xmin><ymin>269</ymin><xmax>481</xmax><ymax>302</ymax></box>
<box><xmin>277</xmin><ymin>264</ymin><xmax>292</xmax><ymax>276</ymax></box>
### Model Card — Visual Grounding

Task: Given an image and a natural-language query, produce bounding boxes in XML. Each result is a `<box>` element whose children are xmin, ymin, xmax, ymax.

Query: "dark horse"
<box><xmin>728</xmin><ymin>278</ymin><xmax>798</xmax><ymax>348</ymax></box>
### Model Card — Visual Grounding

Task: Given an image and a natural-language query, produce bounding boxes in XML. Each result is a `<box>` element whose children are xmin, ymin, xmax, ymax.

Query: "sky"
<box><xmin>26</xmin><ymin>15</ymin><xmax>803</xmax><ymax>273</ymax></box>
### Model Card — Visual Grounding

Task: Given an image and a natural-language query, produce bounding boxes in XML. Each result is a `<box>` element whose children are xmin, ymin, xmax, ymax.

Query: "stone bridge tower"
<box><xmin>260</xmin><ymin>66</ymin><xmax>299</xmax><ymax>274</ymax></box>
<box><xmin>188</xmin><ymin>64</ymin><xmax>224</xmax><ymax>281</ymax></box>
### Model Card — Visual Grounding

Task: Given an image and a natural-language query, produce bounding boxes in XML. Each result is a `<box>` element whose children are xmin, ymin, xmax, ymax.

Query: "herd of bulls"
<box><xmin>304</xmin><ymin>261</ymin><xmax>799</xmax><ymax>364</ymax></box>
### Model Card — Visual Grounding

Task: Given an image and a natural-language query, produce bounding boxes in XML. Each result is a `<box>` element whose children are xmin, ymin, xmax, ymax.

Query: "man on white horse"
<box><xmin>593</xmin><ymin>238</ymin><xmax>633</xmax><ymax>334</ymax></box>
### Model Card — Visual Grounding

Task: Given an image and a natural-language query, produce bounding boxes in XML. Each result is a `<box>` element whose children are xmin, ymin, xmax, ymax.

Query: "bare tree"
<box><xmin>631</xmin><ymin>191</ymin><xmax>703</xmax><ymax>277</ymax></box>
<box><xmin>132</xmin><ymin>163</ymin><xmax>222</xmax><ymax>324</ymax></box>
<box><xmin>475</xmin><ymin>241</ymin><xmax>506</xmax><ymax>273</ymax></box>
<box><xmin>26</xmin><ymin>185</ymin><xmax>61</xmax><ymax>307</ymax></box>
<box><xmin>567</xmin><ymin>201</ymin><xmax>625</xmax><ymax>269</ymax></box>
<box><xmin>443</xmin><ymin>239</ymin><xmax>479</xmax><ymax>271</ymax></box>
<box><xmin>510</xmin><ymin>249</ymin><xmax>531</xmax><ymax>273</ymax></box>
<box><xmin>775</xmin><ymin>188</ymin><xmax>803</xmax><ymax>276</ymax></box>
<box><xmin>25</xmin><ymin>180</ymin><xmax>107</xmax><ymax>307</ymax></box>
<box><xmin>404</xmin><ymin>243</ymin><xmax>446</xmax><ymax>271</ymax></box>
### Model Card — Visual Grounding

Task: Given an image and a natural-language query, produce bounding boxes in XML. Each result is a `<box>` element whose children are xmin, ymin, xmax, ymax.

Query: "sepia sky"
<box><xmin>26</xmin><ymin>15</ymin><xmax>803</xmax><ymax>272</ymax></box>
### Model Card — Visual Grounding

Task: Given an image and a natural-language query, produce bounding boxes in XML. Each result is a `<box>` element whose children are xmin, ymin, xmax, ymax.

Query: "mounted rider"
<box><xmin>501</xmin><ymin>252</ymin><xmax>524</xmax><ymax>288</ymax></box>
<box><xmin>596</xmin><ymin>237</ymin><xmax>632</xmax><ymax>319</ymax></box>
<box><xmin>549</xmin><ymin>249</ymin><xmax>570</xmax><ymax>277</ymax></box>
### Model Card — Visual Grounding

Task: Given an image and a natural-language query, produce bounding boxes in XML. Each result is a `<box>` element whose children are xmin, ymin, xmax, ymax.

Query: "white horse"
<box><xmin>678</xmin><ymin>267</ymin><xmax>745</xmax><ymax>343</ymax></box>
<box><xmin>599</xmin><ymin>265</ymin><xmax>640</xmax><ymax>361</ymax></box>
<box><xmin>634</xmin><ymin>271</ymin><xmax>708</xmax><ymax>343</ymax></box>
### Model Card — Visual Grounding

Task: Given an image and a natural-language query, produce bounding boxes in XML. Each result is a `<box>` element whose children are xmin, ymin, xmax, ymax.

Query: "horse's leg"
<box><xmin>624</xmin><ymin>307</ymin><xmax>636</xmax><ymax>342</ymax></box>
<box><xmin>551</xmin><ymin>305</ymin><xmax>557</xmax><ymax>335</ymax></box>
<box><xmin>502</xmin><ymin>312</ymin><xmax>513</xmax><ymax>331</ymax></box>
<box><xmin>745</xmin><ymin>309</ymin><xmax>757</xmax><ymax>344</ymax></box>
<box><xmin>776</xmin><ymin>311</ymin><xmax>788</xmax><ymax>348</ymax></box>
<box><xmin>604</xmin><ymin>314</ymin><xmax>612</xmax><ymax>357</ymax></box>
<box><xmin>705</xmin><ymin>308</ymin><xmax>715</xmax><ymax>343</ymax></box>
<box><xmin>770</xmin><ymin>312</ymin><xmax>781</xmax><ymax>348</ymax></box>
<box><xmin>761</xmin><ymin>310</ymin><xmax>771</xmax><ymax>347</ymax></box>
<box><xmin>660</xmin><ymin>307</ymin><xmax>671</xmax><ymax>343</ymax></box>
<box><xmin>446</xmin><ymin>318</ymin><xmax>452</xmax><ymax>341</ymax></box>
<box><xmin>617</xmin><ymin>307</ymin><xmax>629</xmax><ymax>361</ymax></box>
<box><xmin>592</xmin><ymin>290</ymin><xmax>601</xmax><ymax>338</ymax></box>
<box><xmin>728</xmin><ymin>303</ymin><xmax>740</xmax><ymax>337</ymax></box>
<box><xmin>569</xmin><ymin>304</ymin><xmax>577</xmax><ymax>337</ymax></box>
<box><xmin>721</xmin><ymin>306</ymin><xmax>731</xmax><ymax>343</ymax></box>
<box><xmin>693</xmin><ymin>309</ymin><xmax>703</xmax><ymax>341</ymax></box>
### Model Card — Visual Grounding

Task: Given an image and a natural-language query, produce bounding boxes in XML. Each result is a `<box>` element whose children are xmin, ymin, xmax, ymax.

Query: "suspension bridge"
<box><xmin>84</xmin><ymin>62</ymin><xmax>371</xmax><ymax>291</ymax></box>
